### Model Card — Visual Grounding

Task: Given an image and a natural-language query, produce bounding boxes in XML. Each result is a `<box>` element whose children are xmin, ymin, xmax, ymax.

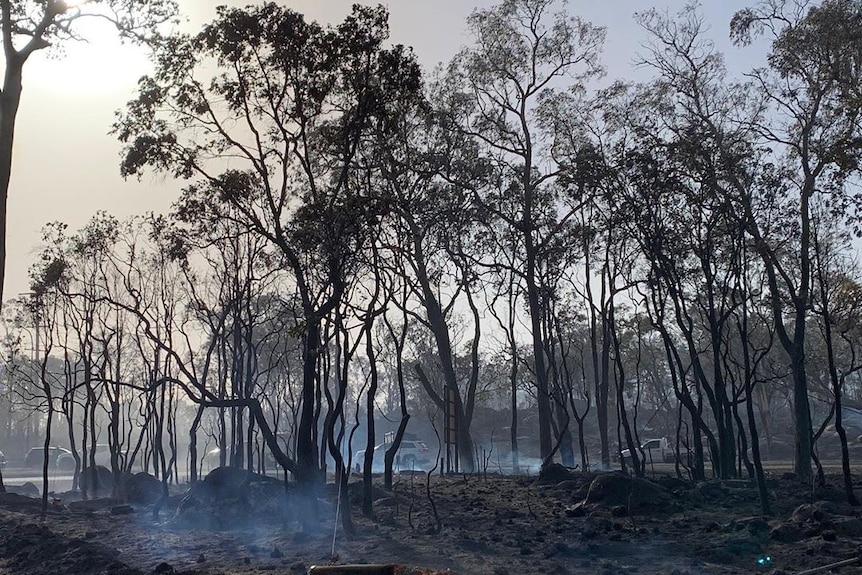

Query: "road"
<box><xmin>2</xmin><ymin>459</ymin><xmax>857</xmax><ymax>497</ymax></box>
<box><xmin>1</xmin><ymin>467</ymin><xmax>75</xmax><ymax>494</ymax></box>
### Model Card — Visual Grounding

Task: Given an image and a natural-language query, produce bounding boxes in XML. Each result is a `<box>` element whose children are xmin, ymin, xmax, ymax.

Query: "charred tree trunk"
<box><xmin>382</xmin><ymin>281</ymin><xmax>411</xmax><ymax>490</ymax></box>
<box><xmin>813</xmin><ymin>232</ymin><xmax>858</xmax><ymax>505</ymax></box>
<box><xmin>362</xmin><ymin>322</ymin><xmax>379</xmax><ymax>517</ymax></box>
<box><xmin>525</xmin><ymin>247</ymin><xmax>553</xmax><ymax>460</ymax></box>
<box><xmin>188</xmin><ymin>403</ymin><xmax>205</xmax><ymax>483</ymax></box>
<box><xmin>407</xmin><ymin>221</ymin><xmax>475</xmax><ymax>472</ymax></box>
<box><xmin>609</xmin><ymin>305</ymin><xmax>640</xmax><ymax>477</ymax></box>
<box><xmin>322</xmin><ymin>314</ymin><xmax>355</xmax><ymax>536</ymax></box>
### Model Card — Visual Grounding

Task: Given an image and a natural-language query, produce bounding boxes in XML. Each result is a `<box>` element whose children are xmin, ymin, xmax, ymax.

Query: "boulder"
<box><xmin>80</xmin><ymin>466</ymin><xmax>114</xmax><ymax>497</ymax></box>
<box><xmin>0</xmin><ymin>491</ymin><xmax>45</xmax><ymax>512</ymax></box>
<box><xmin>583</xmin><ymin>472</ymin><xmax>671</xmax><ymax>512</ymax></box>
<box><xmin>770</xmin><ymin>521</ymin><xmax>805</xmax><ymax>543</ymax></box>
<box><xmin>791</xmin><ymin>502</ymin><xmax>830</xmax><ymax>524</ymax></box>
<box><xmin>175</xmin><ymin>467</ymin><xmax>291</xmax><ymax>529</ymax></box>
<box><xmin>534</xmin><ymin>463</ymin><xmax>577</xmax><ymax>485</ymax></box>
<box><xmin>694</xmin><ymin>481</ymin><xmax>728</xmax><ymax>501</ymax></box>
<box><xmin>119</xmin><ymin>472</ymin><xmax>162</xmax><ymax>504</ymax></box>
<box><xmin>7</xmin><ymin>482</ymin><xmax>39</xmax><ymax>497</ymax></box>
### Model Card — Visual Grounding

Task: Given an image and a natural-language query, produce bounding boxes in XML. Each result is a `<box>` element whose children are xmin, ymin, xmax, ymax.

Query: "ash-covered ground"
<box><xmin>0</xmin><ymin>467</ymin><xmax>859</xmax><ymax>574</ymax></box>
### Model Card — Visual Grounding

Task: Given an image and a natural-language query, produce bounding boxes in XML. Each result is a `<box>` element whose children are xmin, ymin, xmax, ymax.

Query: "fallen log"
<box><xmin>307</xmin><ymin>565</ymin><xmax>397</xmax><ymax>575</ymax></box>
<box><xmin>795</xmin><ymin>555</ymin><xmax>860</xmax><ymax>575</ymax></box>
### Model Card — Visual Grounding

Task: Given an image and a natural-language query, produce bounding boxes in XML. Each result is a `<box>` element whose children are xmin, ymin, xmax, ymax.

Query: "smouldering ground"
<box><xmin>0</xmin><ymin>469</ymin><xmax>860</xmax><ymax>574</ymax></box>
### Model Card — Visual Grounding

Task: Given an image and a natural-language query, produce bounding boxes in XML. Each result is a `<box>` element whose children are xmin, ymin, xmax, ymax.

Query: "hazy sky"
<box><xmin>7</xmin><ymin>0</ymin><xmax>761</xmax><ymax>299</ymax></box>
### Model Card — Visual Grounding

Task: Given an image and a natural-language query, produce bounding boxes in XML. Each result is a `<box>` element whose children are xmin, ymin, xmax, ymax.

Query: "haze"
<box><xmin>6</xmin><ymin>0</ymin><xmax>758</xmax><ymax>300</ymax></box>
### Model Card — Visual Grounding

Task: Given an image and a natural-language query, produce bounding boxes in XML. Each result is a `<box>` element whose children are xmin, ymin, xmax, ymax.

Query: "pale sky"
<box><xmin>7</xmin><ymin>0</ymin><xmax>760</xmax><ymax>299</ymax></box>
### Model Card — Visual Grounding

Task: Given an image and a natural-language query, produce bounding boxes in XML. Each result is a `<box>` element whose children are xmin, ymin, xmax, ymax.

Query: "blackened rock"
<box><xmin>584</xmin><ymin>472</ymin><xmax>671</xmax><ymax>512</ymax></box>
<box><xmin>564</xmin><ymin>502</ymin><xmax>587</xmax><ymax>517</ymax></box>
<box><xmin>120</xmin><ymin>472</ymin><xmax>162</xmax><ymax>504</ymax></box>
<box><xmin>694</xmin><ymin>482</ymin><xmax>728</xmax><ymax>501</ymax></box>
<box><xmin>535</xmin><ymin>463</ymin><xmax>577</xmax><ymax>485</ymax></box>
<box><xmin>175</xmin><ymin>467</ymin><xmax>291</xmax><ymax>529</ymax></box>
<box><xmin>198</xmin><ymin>467</ymin><xmax>252</xmax><ymax>497</ymax></box>
<box><xmin>80</xmin><ymin>465</ymin><xmax>114</xmax><ymax>497</ymax></box>
<box><xmin>6</xmin><ymin>482</ymin><xmax>39</xmax><ymax>497</ymax></box>
<box><xmin>0</xmin><ymin>492</ymin><xmax>44</xmax><ymax>512</ymax></box>
<box><xmin>791</xmin><ymin>502</ymin><xmax>830</xmax><ymax>524</ymax></box>
<box><xmin>770</xmin><ymin>521</ymin><xmax>805</xmax><ymax>543</ymax></box>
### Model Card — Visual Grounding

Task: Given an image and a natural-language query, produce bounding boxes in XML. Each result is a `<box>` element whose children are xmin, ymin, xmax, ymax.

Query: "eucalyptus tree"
<box><xmin>153</xmin><ymin>212</ymin><xmax>301</xmax><ymax>479</ymax></box>
<box><xmin>65</xmin><ymin>216</ymin><xmax>164</xmax><ymax>481</ymax></box>
<box><xmin>110</xmin><ymin>216</ymin><xmax>191</xmax><ymax>486</ymax></box>
<box><xmin>484</xmin><ymin>260</ymin><xmax>526</xmax><ymax>473</ymax></box>
<box><xmin>810</xmin><ymin>212</ymin><xmax>862</xmax><ymax>504</ymax></box>
<box><xmin>617</xmin><ymin>6</ymin><xmax>795</xmax><ymax>478</ymax></box>
<box><xmin>379</xmin><ymin>271</ymin><xmax>413</xmax><ymax>487</ymax></box>
<box><xmin>314</xmin><ymin>242</ymin><xmax>388</xmax><ymax>530</ymax></box>
<box><xmin>620</xmin><ymin>0</ymin><xmax>862</xmax><ymax>483</ymax></box>
<box><xmin>547</xmin><ymin>297</ymin><xmax>592</xmax><ymax>470</ymax></box>
<box><xmin>371</xmin><ymin>94</ymin><xmax>486</xmax><ymax>472</ymax></box>
<box><xmin>726</xmin><ymin>237</ymin><xmax>775</xmax><ymax>513</ymax></box>
<box><xmin>622</xmin><ymin>131</ymin><xmax>747</xmax><ymax>478</ymax></box>
<box><xmin>24</xmin><ymin>268</ymin><xmax>68</xmax><ymax>515</ymax></box>
<box><xmin>172</xmin><ymin>209</ymin><xmax>286</xmax><ymax>472</ymax></box>
<box><xmin>727</xmin><ymin>0</ymin><xmax>862</xmax><ymax>481</ymax></box>
<box><xmin>115</xmin><ymin>3</ymin><xmax>423</xmax><ymax>499</ymax></box>
<box><xmin>547</xmin><ymin>91</ymin><xmax>640</xmax><ymax>468</ymax></box>
<box><xmin>439</xmin><ymin>0</ymin><xmax>605</xmax><ymax>460</ymax></box>
<box><xmin>0</xmin><ymin>0</ymin><xmax>176</xmax><ymax>311</ymax></box>
<box><xmin>33</xmin><ymin>216</ymin><xmax>177</xmax><ymax>485</ymax></box>
<box><xmin>32</xmin><ymin>216</ymin><xmax>119</xmax><ymax>494</ymax></box>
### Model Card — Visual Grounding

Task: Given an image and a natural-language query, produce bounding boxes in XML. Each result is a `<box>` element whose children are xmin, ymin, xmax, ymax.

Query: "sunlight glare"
<box><xmin>28</xmin><ymin>9</ymin><xmax>151</xmax><ymax>96</ymax></box>
<box><xmin>59</xmin><ymin>0</ymin><xmax>90</xmax><ymax>9</ymax></box>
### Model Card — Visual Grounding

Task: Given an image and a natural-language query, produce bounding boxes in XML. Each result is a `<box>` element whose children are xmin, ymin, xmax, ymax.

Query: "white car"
<box><xmin>619</xmin><ymin>437</ymin><xmax>678</xmax><ymax>464</ymax></box>
<box><xmin>56</xmin><ymin>444</ymin><xmax>117</xmax><ymax>470</ymax></box>
<box><xmin>354</xmin><ymin>440</ymin><xmax>431</xmax><ymax>472</ymax></box>
<box><xmin>198</xmin><ymin>445</ymin><xmax>288</xmax><ymax>475</ymax></box>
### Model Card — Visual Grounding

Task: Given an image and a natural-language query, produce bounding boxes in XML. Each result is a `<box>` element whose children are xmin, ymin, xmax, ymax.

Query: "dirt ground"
<box><xmin>0</xmin><ymin>466</ymin><xmax>860</xmax><ymax>575</ymax></box>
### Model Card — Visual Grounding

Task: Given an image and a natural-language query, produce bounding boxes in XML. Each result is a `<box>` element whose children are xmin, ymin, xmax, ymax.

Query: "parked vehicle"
<box><xmin>24</xmin><ymin>446</ymin><xmax>71</xmax><ymax>468</ymax></box>
<box><xmin>56</xmin><ymin>444</ymin><xmax>117</xmax><ymax>470</ymax></box>
<box><xmin>354</xmin><ymin>440</ymin><xmax>431</xmax><ymax>472</ymax></box>
<box><xmin>201</xmin><ymin>447</ymin><xmax>280</xmax><ymax>473</ymax></box>
<box><xmin>619</xmin><ymin>437</ymin><xmax>679</xmax><ymax>464</ymax></box>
